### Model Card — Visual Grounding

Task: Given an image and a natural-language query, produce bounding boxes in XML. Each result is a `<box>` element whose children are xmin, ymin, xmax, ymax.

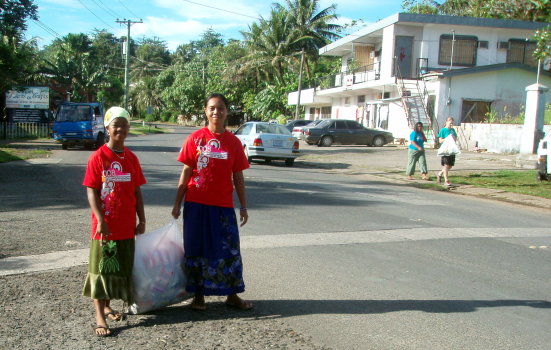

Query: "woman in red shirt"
<box><xmin>82</xmin><ymin>107</ymin><xmax>146</xmax><ymax>336</ymax></box>
<box><xmin>172</xmin><ymin>93</ymin><xmax>252</xmax><ymax>311</ymax></box>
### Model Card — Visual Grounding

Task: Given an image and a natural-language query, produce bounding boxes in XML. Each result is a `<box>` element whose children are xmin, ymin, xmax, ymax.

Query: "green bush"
<box><xmin>160</xmin><ymin>111</ymin><xmax>173</xmax><ymax>122</ymax></box>
<box><xmin>144</xmin><ymin>113</ymin><xmax>156</xmax><ymax>122</ymax></box>
<box><xmin>275</xmin><ymin>115</ymin><xmax>287</xmax><ymax>124</ymax></box>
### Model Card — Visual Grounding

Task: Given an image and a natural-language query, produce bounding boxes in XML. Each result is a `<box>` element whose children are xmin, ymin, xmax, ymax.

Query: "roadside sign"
<box><xmin>6</xmin><ymin>87</ymin><xmax>49</xmax><ymax>109</ymax></box>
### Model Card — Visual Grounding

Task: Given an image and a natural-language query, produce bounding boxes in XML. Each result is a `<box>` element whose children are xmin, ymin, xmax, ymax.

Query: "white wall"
<box><xmin>458</xmin><ymin>124</ymin><xmax>551</xmax><ymax>153</ymax></box>
<box><xmin>380</xmin><ymin>25</ymin><xmax>396</xmax><ymax>79</ymax></box>
<box><xmin>387</xmin><ymin>101</ymin><xmax>411</xmax><ymax>139</ymax></box>
<box><xmin>435</xmin><ymin>69</ymin><xmax>551</xmax><ymax>124</ymax></box>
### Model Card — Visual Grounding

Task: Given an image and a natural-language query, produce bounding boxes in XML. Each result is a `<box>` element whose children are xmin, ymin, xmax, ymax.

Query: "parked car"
<box><xmin>285</xmin><ymin>119</ymin><xmax>311</xmax><ymax>131</ymax></box>
<box><xmin>292</xmin><ymin>119</ymin><xmax>324</xmax><ymax>139</ymax></box>
<box><xmin>537</xmin><ymin>130</ymin><xmax>550</xmax><ymax>181</ymax></box>
<box><xmin>303</xmin><ymin>119</ymin><xmax>394</xmax><ymax>147</ymax></box>
<box><xmin>52</xmin><ymin>102</ymin><xmax>105</xmax><ymax>150</ymax></box>
<box><xmin>234</xmin><ymin>121</ymin><xmax>299</xmax><ymax>166</ymax></box>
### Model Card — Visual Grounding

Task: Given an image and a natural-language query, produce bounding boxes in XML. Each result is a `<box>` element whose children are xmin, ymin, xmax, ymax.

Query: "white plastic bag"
<box><xmin>129</xmin><ymin>220</ymin><xmax>190</xmax><ymax>314</ymax></box>
<box><xmin>437</xmin><ymin>135</ymin><xmax>461</xmax><ymax>156</ymax></box>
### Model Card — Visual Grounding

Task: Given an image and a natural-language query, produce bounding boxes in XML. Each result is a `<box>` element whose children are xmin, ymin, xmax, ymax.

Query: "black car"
<box><xmin>285</xmin><ymin>119</ymin><xmax>311</xmax><ymax>131</ymax></box>
<box><xmin>303</xmin><ymin>119</ymin><xmax>394</xmax><ymax>147</ymax></box>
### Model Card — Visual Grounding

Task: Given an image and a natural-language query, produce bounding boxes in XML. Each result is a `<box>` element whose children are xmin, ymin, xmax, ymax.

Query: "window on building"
<box><xmin>461</xmin><ymin>100</ymin><xmax>491</xmax><ymax>123</ymax></box>
<box><xmin>438</xmin><ymin>35</ymin><xmax>478</xmax><ymax>66</ymax></box>
<box><xmin>321</xmin><ymin>106</ymin><xmax>331</xmax><ymax>119</ymax></box>
<box><xmin>507</xmin><ymin>39</ymin><xmax>537</xmax><ymax>67</ymax></box>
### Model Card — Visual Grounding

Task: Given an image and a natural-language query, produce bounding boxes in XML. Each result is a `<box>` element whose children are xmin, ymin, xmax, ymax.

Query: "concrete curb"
<box><xmin>0</xmin><ymin>248</ymin><xmax>88</xmax><ymax>276</ymax></box>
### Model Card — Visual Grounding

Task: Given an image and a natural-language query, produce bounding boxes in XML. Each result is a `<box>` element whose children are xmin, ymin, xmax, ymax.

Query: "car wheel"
<box><xmin>372</xmin><ymin>135</ymin><xmax>385</xmax><ymax>147</ymax></box>
<box><xmin>319</xmin><ymin>136</ymin><xmax>333</xmax><ymax>147</ymax></box>
<box><xmin>265</xmin><ymin>158</ymin><xmax>272</xmax><ymax>164</ymax></box>
<box><xmin>245</xmin><ymin>146</ymin><xmax>253</xmax><ymax>163</ymax></box>
<box><xmin>285</xmin><ymin>158</ymin><xmax>294</xmax><ymax>167</ymax></box>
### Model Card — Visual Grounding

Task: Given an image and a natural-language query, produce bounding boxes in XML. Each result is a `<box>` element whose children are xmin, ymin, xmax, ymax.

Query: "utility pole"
<box><xmin>116</xmin><ymin>18</ymin><xmax>142</xmax><ymax>111</ymax></box>
<box><xmin>294</xmin><ymin>48</ymin><xmax>305</xmax><ymax>120</ymax></box>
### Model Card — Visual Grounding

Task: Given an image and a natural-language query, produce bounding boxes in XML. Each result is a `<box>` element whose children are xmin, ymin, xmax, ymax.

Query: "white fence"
<box><xmin>0</xmin><ymin>123</ymin><xmax>52</xmax><ymax>139</ymax></box>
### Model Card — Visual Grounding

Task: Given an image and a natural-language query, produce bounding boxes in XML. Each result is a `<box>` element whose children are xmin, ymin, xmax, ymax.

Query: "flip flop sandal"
<box><xmin>105</xmin><ymin>311</ymin><xmax>123</xmax><ymax>321</ymax></box>
<box><xmin>225</xmin><ymin>300</ymin><xmax>253</xmax><ymax>310</ymax></box>
<box><xmin>92</xmin><ymin>324</ymin><xmax>112</xmax><ymax>337</ymax></box>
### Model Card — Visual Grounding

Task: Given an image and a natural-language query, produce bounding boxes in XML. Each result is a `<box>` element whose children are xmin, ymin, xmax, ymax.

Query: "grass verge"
<box><xmin>450</xmin><ymin>170</ymin><xmax>551</xmax><ymax>199</ymax></box>
<box><xmin>0</xmin><ymin>146</ymin><xmax>51</xmax><ymax>163</ymax></box>
<box><xmin>129</xmin><ymin>122</ymin><xmax>170</xmax><ymax>136</ymax></box>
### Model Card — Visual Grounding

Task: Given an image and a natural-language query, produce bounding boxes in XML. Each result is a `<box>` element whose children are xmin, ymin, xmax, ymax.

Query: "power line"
<box><xmin>179</xmin><ymin>0</ymin><xmax>260</xmax><ymax>20</ymax></box>
<box><xmin>32</xmin><ymin>19</ymin><xmax>61</xmax><ymax>39</ymax></box>
<box><xmin>91</xmin><ymin>0</ymin><xmax>121</xmax><ymax>19</ymax></box>
<box><xmin>117</xmin><ymin>0</ymin><xmax>141</xmax><ymax>19</ymax></box>
<box><xmin>76</xmin><ymin>0</ymin><xmax>115</xmax><ymax>29</ymax></box>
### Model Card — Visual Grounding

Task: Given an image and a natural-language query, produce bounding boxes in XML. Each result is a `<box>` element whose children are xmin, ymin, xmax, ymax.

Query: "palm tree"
<box><xmin>280</xmin><ymin>0</ymin><xmax>340</xmax><ymax>51</ymax></box>
<box><xmin>40</xmin><ymin>33</ymin><xmax>107</xmax><ymax>101</ymax></box>
<box><xmin>277</xmin><ymin>0</ymin><xmax>342</xmax><ymax>79</ymax></box>
<box><xmin>0</xmin><ymin>36</ymin><xmax>39</xmax><ymax>94</ymax></box>
<box><xmin>241</xmin><ymin>7</ymin><xmax>301</xmax><ymax>85</ymax></box>
<box><xmin>131</xmin><ymin>37</ymin><xmax>170</xmax><ymax>81</ymax></box>
<box><xmin>130</xmin><ymin>77</ymin><xmax>164</xmax><ymax>117</ymax></box>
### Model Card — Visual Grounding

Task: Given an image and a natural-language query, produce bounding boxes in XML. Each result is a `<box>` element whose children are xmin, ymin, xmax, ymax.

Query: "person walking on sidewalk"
<box><xmin>82</xmin><ymin>107</ymin><xmax>147</xmax><ymax>336</ymax></box>
<box><xmin>406</xmin><ymin>122</ymin><xmax>429</xmax><ymax>180</ymax></box>
<box><xmin>172</xmin><ymin>93</ymin><xmax>253</xmax><ymax>311</ymax></box>
<box><xmin>436</xmin><ymin>116</ymin><xmax>458</xmax><ymax>187</ymax></box>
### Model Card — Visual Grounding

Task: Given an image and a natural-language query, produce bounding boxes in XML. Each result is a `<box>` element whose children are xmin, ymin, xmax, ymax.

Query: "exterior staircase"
<box><xmin>394</xmin><ymin>60</ymin><xmax>438</xmax><ymax>147</ymax></box>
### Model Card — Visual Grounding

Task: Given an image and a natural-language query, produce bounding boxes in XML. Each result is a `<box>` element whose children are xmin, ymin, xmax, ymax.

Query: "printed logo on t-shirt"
<box><xmin>193</xmin><ymin>138</ymin><xmax>227</xmax><ymax>188</ymax></box>
<box><xmin>202</xmin><ymin>139</ymin><xmax>228</xmax><ymax>160</ymax></box>
<box><xmin>101</xmin><ymin>161</ymin><xmax>131</xmax><ymax>216</ymax></box>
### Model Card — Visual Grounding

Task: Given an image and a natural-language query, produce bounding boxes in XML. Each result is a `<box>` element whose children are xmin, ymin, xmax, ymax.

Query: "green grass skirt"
<box><xmin>82</xmin><ymin>239</ymin><xmax>135</xmax><ymax>304</ymax></box>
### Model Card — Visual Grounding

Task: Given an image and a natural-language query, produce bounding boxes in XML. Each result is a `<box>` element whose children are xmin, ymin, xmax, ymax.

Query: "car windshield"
<box><xmin>256</xmin><ymin>123</ymin><xmax>291</xmax><ymax>135</ymax></box>
<box><xmin>56</xmin><ymin>105</ymin><xmax>92</xmax><ymax>122</ymax></box>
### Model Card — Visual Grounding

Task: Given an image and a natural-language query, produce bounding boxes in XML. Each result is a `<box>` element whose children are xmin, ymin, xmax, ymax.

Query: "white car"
<box><xmin>537</xmin><ymin>130</ymin><xmax>551</xmax><ymax>180</ymax></box>
<box><xmin>234</xmin><ymin>122</ymin><xmax>299</xmax><ymax>166</ymax></box>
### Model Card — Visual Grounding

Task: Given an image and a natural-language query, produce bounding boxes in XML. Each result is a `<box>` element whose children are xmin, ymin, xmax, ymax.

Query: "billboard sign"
<box><xmin>6</xmin><ymin>87</ymin><xmax>49</xmax><ymax>109</ymax></box>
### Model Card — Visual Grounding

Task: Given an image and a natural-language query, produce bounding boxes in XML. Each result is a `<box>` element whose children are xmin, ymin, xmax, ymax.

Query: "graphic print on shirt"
<box><xmin>101</xmin><ymin>161</ymin><xmax>131</xmax><ymax>216</ymax></box>
<box><xmin>193</xmin><ymin>137</ymin><xmax>228</xmax><ymax>188</ymax></box>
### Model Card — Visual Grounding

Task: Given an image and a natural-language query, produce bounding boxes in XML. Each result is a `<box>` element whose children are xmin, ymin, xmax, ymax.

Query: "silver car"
<box><xmin>234</xmin><ymin>122</ymin><xmax>300</xmax><ymax>166</ymax></box>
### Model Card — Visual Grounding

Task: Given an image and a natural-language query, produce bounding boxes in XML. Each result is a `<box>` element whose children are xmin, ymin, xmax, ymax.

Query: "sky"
<box><xmin>26</xmin><ymin>0</ymin><xmax>405</xmax><ymax>51</ymax></box>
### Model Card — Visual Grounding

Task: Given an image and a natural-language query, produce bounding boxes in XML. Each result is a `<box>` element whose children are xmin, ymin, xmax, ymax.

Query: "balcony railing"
<box><xmin>318</xmin><ymin>62</ymin><xmax>381</xmax><ymax>91</ymax></box>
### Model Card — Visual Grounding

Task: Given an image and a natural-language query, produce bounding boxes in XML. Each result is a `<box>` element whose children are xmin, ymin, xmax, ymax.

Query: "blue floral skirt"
<box><xmin>183</xmin><ymin>201</ymin><xmax>245</xmax><ymax>296</ymax></box>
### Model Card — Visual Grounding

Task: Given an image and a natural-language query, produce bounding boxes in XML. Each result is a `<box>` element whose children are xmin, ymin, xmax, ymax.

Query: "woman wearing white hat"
<box><xmin>82</xmin><ymin>107</ymin><xmax>147</xmax><ymax>336</ymax></box>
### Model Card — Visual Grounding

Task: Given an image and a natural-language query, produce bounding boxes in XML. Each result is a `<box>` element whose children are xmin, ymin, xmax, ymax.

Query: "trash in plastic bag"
<box><xmin>437</xmin><ymin>135</ymin><xmax>461</xmax><ymax>156</ymax></box>
<box><xmin>129</xmin><ymin>220</ymin><xmax>190</xmax><ymax>314</ymax></box>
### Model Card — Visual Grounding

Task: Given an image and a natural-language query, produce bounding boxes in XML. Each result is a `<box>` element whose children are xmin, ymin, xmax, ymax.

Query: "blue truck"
<box><xmin>52</xmin><ymin>102</ymin><xmax>105</xmax><ymax>150</ymax></box>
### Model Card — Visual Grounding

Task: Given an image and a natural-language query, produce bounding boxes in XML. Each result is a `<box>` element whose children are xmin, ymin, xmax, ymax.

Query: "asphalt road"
<box><xmin>1</xmin><ymin>126</ymin><xmax>550</xmax><ymax>349</ymax></box>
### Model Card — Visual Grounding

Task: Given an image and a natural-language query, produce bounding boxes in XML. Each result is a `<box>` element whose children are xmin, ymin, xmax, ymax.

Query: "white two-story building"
<box><xmin>288</xmin><ymin>13</ymin><xmax>550</xmax><ymax>143</ymax></box>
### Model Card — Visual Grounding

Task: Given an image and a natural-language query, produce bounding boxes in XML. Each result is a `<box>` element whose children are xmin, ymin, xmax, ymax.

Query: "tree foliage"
<box><xmin>0</xmin><ymin>0</ymin><xmax>38</xmax><ymax>39</ymax></box>
<box><xmin>9</xmin><ymin>0</ymin><xmax>547</xmax><ymax>123</ymax></box>
<box><xmin>402</xmin><ymin>0</ymin><xmax>550</xmax><ymax>22</ymax></box>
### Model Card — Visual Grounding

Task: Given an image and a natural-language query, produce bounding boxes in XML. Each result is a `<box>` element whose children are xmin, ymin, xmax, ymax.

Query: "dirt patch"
<box><xmin>0</xmin><ymin>266</ymin><xmax>330</xmax><ymax>350</ymax></box>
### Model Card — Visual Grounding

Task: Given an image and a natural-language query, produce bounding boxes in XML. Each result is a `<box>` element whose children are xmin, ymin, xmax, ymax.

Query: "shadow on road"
<box><xmin>108</xmin><ymin>298</ymin><xmax>551</xmax><ymax>331</ymax></box>
<box><xmin>251</xmin><ymin>299</ymin><xmax>551</xmax><ymax>317</ymax></box>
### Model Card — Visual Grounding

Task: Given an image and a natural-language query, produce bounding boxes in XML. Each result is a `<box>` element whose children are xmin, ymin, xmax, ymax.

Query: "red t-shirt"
<box><xmin>177</xmin><ymin>128</ymin><xmax>249</xmax><ymax>208</ymax></box>
<box><xmin>83</xmin><ymin>145</ymin><xmax>146</xmax><ymax>240</ymax></box>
